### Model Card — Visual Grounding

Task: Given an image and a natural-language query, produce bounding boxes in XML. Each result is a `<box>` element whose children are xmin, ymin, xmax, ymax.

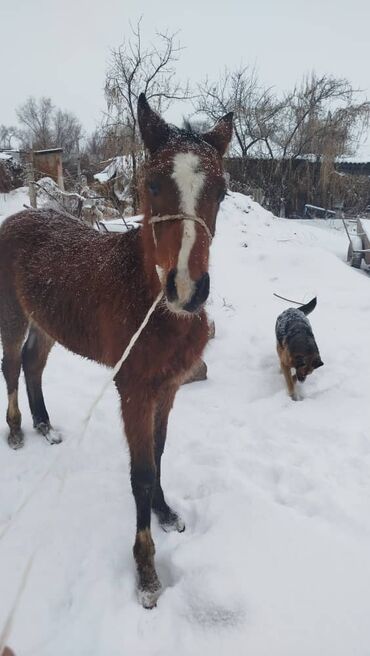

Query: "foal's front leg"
<box><xmin>119</xmin><ymin>388</ymin><xmax>161</xmax><ymax>609</ymax></box>
<box><xmin>152</xmin><ymin>386</ymin><xmax>185</xmax><ymax>532</ymax></box>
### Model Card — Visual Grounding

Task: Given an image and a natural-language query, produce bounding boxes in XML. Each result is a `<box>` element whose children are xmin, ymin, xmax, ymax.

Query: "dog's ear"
<box><xmin>313</xmin><ymin>357</ymin><xmax>324</xmax><ymax>369</ymax></box>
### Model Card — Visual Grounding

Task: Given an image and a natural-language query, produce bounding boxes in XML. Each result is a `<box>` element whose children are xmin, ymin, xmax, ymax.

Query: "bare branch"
<box><xmin>103</xmin><ymin>20</ymin><xmax>191</xmax><ymax>212</ymax></box>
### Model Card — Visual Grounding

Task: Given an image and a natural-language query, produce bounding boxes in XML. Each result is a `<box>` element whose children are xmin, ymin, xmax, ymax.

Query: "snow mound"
<box><xmin>0</xmin><ymin>192</ymin><xmax>370</xmax><ymax>655</ymax></box>
<box><xmin>0</xmin><ymin>187</ymin><xmax>29</xmax><ymax>224</ymax></box>
<box><xmin>94</xmin><ymin>156</ymin><xmax>132</xmax><ymax>185</ymax></box>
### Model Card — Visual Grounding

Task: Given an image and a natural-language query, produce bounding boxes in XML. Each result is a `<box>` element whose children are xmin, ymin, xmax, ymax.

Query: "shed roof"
<box><xmin>33</xmin><ymin>148</ymin><xmax>63</xmax><ymax>155</ymax></box>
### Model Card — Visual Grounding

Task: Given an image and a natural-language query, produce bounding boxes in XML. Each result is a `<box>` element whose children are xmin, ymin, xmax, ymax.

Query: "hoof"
<box><xmin>8</xmin><ymin>429</ymin><xmax>24</xmax><ymax>450</ymax></box>
<box><xmin>155</xmin><ymin>508</ymin><xmax>185</xmax><ymax>533</ymax></box>
<box><xmin>35</xmin><ymin>422</ymin><xmax>62</xmax><ymax>445</ymax></box>
<box><xmin>138</xmin><ymin>579</ymin><xmax>162</xmax><ymax>609</ymax></box>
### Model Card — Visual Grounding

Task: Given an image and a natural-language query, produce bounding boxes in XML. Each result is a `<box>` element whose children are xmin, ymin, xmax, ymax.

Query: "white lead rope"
<box><xmin>0</xmin><ymin>215</ymin><xmax>208</xmax><ymax>640</ymax></box>
<box><xmin>82</xmin><ymin>290</ymin><xmax>164</xmax><ymax>433</ymax></box>
<box><xmin>0</xmin><ymin>467</ymin><xmax>69</xmax><ymax>649</ymax></box>
<box><xmin>0</xmin><ymin>219</ymin><xmax>200</xmax><ymax>542</ymax></box>
<box><xmin>0</xmin><ymin>292</ymin><xmax>164</xmax><ymax>648</ymax></box>
<box><xmin>0</xmin><ymin>290</ymin><xmax>164</xmax><ymax>545</ymax></box>
<box><xmin>0</xmin><ymin>552</ymin><xmax>35</xmax><ymax>654</ymax></box>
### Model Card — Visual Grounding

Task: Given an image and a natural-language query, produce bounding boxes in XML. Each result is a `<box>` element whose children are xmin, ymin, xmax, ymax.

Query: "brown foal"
<box><xmin>0</xmin><ymin>94</ymin><xmax>233</xmax><ymax>607</ymax></box>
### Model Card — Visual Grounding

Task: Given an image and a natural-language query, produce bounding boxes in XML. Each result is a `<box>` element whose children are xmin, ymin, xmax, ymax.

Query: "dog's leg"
<box><xmin>281</xmin><ymin>363</ymin><xmax>297</xmax><ymax>400</ymax></box>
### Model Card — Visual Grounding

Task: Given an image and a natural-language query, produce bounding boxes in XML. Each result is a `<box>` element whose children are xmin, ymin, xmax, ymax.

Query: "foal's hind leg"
<box><xmin>152</xmin><ymin>386</ymin><xmax>185</xmax><ymax>532</ymax></box>
<box><xmin>22</xmin><ymin>325</ymin><xmax>61</xmax><ymax>444</ymax></box>
<box><xmin>1</xmin><ymin>318</ymin><xmax>28</xmax><ymax>449</ymax></box>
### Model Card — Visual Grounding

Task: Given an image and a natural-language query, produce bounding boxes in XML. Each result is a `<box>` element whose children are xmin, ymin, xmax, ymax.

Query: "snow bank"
<box><xmin>0</xmin><ymin>192</ymin><xmax>370</xmax><ymax>655</ymax></box>
<box><xmin>0</xmin><ymin>187</ymin><xmax>29</xmax><ymax>224</ymax></box>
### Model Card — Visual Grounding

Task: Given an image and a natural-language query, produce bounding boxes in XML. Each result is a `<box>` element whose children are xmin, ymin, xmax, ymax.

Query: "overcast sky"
<box><xmin>2</xmin><ymin>0</ymin><xmax>370</xmax><ymax>144</ymax></box>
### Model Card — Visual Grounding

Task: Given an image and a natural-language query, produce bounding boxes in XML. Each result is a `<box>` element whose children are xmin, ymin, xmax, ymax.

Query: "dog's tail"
<box><xmin>299</xmin><ymin>297</ymin><xmax>317</xmax><ymax>316</ymax></box>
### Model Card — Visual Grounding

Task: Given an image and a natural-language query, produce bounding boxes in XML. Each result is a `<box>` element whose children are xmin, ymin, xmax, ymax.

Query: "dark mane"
<box><xmin>169</xmin><ymin>122</ymin><xmax>208</xmax><ymax>146</ymax></box>
<box><xmin>180</xmin><ymin>120</ymin><xmax>203</xmax><ymax>138</ymax></box>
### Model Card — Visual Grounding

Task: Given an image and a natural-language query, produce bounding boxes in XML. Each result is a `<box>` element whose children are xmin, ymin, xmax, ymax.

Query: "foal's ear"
<box><xmin>202</xmin><ymin>112</ymin><xmax>234</xmax><ymax>156</ymax></box>
<box><xmin>137</xmin><ymin>93</ymin><xmax>170</xmax><ymax>154</ymax></box>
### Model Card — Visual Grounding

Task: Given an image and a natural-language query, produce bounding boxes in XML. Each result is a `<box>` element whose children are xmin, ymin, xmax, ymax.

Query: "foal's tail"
<box><xmin>299</xmin><ymin>297</ymin><xmax>317</xmax><ymax>316</ymax></box>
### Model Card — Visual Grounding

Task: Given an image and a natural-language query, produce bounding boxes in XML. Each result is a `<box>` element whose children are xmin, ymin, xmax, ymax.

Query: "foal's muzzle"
<box><xmin>166</xmin><ymin>269</ymin><xmax>210</xmax><ymax>313</ymax></box>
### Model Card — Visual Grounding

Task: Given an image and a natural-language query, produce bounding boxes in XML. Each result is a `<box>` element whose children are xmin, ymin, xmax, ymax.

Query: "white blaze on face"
<box><xmin>171</xmin><ymin>152</ymin><xmax>205</xmax><ymax>305</ymax></box>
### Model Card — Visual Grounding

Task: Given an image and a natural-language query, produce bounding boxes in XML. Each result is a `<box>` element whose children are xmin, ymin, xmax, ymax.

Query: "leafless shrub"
<box><xmin>103</xmin><ymin>18</ymin><xmax>191</xmax><ymax>211</ymax></box>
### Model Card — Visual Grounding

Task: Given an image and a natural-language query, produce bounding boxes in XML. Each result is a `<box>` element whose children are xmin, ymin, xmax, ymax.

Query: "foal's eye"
<box><xmin>148</xmin><ymin>181</ymin><xmax>160</xmax><ymax>196</ymax></box>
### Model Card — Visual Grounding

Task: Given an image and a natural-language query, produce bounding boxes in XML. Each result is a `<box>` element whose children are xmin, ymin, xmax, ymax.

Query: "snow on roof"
<box><xmin>337</xmin><ymin>140</ymin><xmax>370</xmax><ymax>164</ymax></box>
<box><xmin>94</xmin><ymin>155</ymin><xmax>132</xmax><ymax>183</ymax></box>
<box><xmin>33</xmin><ymin>147</ymin><xmax>63</xmax><ymax>155</ymax></box>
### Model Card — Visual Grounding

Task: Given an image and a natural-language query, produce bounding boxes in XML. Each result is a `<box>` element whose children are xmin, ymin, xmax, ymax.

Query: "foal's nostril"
<box><xmin>166</xmin><ymin>268</ymin><xmax>178</xmax><ymax>303</ymax></box>
<box><xmin>183</xmin><ymin>272</ymin><xmax>210</xmax><ymax>313</ymax></box>
<box><xmin>197</xmin><ymin>272</ymin><xmax>210</xmax><ymax>304</ymax></box>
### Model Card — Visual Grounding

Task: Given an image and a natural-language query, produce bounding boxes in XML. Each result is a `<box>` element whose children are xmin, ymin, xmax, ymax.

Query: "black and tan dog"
<box><xmin>275</xmin><ymin>297</ymin><xmax>324</xmax><ymax>400</ymax></box>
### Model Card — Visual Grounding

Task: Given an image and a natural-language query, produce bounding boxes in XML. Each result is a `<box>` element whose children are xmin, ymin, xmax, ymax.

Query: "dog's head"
<box><xmin>293</xmin><ymin>353</ymin><xmax>324</xmax><ymax>382</ymax></box>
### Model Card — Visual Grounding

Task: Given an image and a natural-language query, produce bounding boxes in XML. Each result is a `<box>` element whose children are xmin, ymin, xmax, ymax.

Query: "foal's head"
<box><xmin>138</xmin><ymin>94</ymin><xmax>233</xmax><ymax>314</ymax></box>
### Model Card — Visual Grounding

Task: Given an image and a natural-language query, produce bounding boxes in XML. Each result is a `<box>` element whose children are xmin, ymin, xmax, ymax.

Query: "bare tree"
<box><xmin>0</xmin><ymin>125</ymin><xmax>18</xmax><ymax>149</ymax></box>
<box><xmin>53</xmin><ymin>109</ymin><xmax>83</xmax><ymax>159</ymax></box>
<box><xmin>86</xmin><ymin>123</ymin><xmax>135</xmax><ymax>165</ymax></box>
<box><xmin>16</xmin><ymin>96</ymin><xmax>83</xmax><ymax>158</ymax></box>
<box><xmin>265</xmin><ymin>74</ymin><xmax>370</xmax><ymax>213</ymax></box>
<box><xmin>84</xmin><ymin>128</ymin><xmax>105</xmax><ymax>165</ymax></box>
<box><xmin>195</xmin><ymin>66</ymin><xmax>283</xmax><ymax>158</ymax></box>
<box><xmin>197</xmin><ymin>70</ymin><xmax>369</xmax><ymax>162</ymax></box>
<box><xmin>198</xmin><ymin>69</ymin><xmax>370</xmax><ymax>215</ymax></box>
<box><xmin>273</xmin><ymin>74</ymin><xmax>370</xmax><ymax>160</ymax></box>
<box><xmin>104</xmin><ymin>19</ymin><xmax>191</xmax><ymax>211</ymax></box>
<box><xmin>16</xmin><ymin>97</ymin><xmax>54</xmax><ymax>150</ymax></box>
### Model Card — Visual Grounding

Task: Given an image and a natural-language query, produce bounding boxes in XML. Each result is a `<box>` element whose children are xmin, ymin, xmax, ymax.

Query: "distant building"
<box><xmin>32</xmin><ymin>148</ymin><xmax>64</xmax><ymax>190</ymax></box>
<box><xmin>0</xmin><ymin>149</ymin><xmax>22</xmax><ymax>164</ymax></box>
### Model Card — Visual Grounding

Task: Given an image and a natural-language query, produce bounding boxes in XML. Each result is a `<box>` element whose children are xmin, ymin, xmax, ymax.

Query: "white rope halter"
<box><xmin>148</xmin><ymin>214</ymin><xmax>213</xmax><ymax>245</ymax></box>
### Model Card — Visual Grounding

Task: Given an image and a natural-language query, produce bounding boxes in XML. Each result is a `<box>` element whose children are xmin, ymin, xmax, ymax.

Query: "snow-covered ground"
<box><xmin>1</xmin><ymin>191</ymin><xmax>370</xmax><ymax>655</ymax></box>
<box><xmin>0</xmin><ymin>187</ymin><xmax>29</xmax><ymax>223</ymax></box>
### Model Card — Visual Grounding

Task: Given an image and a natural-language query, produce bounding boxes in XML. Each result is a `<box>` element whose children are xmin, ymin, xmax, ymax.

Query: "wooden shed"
<box><xmin>32</xmin><ymin>147</ymin><xmax>64</xmax><ymax>190</ymax></box>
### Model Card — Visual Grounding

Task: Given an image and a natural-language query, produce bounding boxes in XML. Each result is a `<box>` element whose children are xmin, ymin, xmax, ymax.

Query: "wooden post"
<box><xmin>26</xmin><ymin>159</ymin><xmax>37</xmax><ymax>208</ymax></box>
<box><xmin>76</xmin><ymin>139</ymin><xmax>82</xmax><ymax>182</ymax></box>
<box><xmin>76</xmin><ymin>156</ymin><xmax>81</xmax><ymax>182</ymax></box>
